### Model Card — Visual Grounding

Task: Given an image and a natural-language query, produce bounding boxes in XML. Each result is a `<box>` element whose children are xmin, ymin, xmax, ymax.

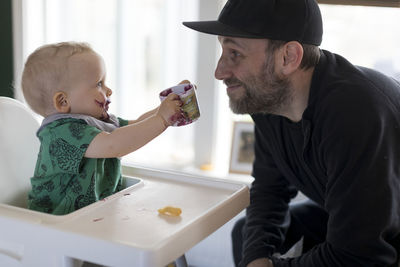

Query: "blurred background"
<box><xmin>6</xmin><ymin>0</ymin><xmax>400</xmax><ymax>179</ymax></box>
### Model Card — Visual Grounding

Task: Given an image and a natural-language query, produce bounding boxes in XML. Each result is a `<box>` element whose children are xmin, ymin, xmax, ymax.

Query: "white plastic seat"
<box><xmin>0</xmin><ymin>97</ymin><xmax>40</xmax><ymax>208</ymax></box>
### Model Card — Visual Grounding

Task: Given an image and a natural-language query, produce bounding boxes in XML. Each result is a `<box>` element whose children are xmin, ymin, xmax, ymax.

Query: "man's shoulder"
<box><xmin>319</xmin><ymin>50</ymin><xmax>400</xmax><ymax>99</ymax></box>
<box><xmin>311</xmin><ymin>52</ymin><xmax>400</xmax><ymax>119</ymax></box>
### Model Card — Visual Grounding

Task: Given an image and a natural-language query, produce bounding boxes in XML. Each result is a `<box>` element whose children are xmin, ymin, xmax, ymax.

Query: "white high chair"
<box><xmin>0</xmin><ymin>96</ymin><xmax>250</xmax><ymax>267</ymax></box>
<box><xmin>0</xmin><ymin>96</ymin><xmax>40</xmax><ymax>208</ymax></box>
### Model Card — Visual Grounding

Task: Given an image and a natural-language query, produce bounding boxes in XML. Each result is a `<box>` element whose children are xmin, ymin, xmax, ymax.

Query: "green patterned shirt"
<box><xmin>28</xmin><ymin>117</ymin><xmax>128</xmax><ymax>215</ymax></box>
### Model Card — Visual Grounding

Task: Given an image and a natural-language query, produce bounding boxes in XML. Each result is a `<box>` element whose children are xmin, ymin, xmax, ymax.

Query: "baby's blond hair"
<box><xmin>21</xmin><ymin>42</ymin><xmax>94</xmax><ymax>116</ymax></box>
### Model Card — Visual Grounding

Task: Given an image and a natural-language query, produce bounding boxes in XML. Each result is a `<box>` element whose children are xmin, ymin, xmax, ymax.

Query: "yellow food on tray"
<box><xmin>158</xmin><ymin>206</ymin><xmax>182</xmax><ymax>216</ymax></box>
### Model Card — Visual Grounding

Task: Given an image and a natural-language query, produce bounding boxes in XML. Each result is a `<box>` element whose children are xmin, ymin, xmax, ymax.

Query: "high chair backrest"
<box><xmin>0</xmin><ymin>97</ymin><xmax>40</xmax><ymax>208</ymax></box>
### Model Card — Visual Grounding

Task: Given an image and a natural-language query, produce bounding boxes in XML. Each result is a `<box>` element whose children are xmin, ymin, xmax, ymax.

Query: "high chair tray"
<box><xmin>0</xmin><ymin>167</ymin><xmax>249</xmax><ymax>267</ymax></box>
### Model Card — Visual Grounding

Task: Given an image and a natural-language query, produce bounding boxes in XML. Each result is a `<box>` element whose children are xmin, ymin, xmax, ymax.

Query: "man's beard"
<box><xmin>225</xmin><ymin>56</ymin><xmax>292</xmax><ymax>115</ymax></box>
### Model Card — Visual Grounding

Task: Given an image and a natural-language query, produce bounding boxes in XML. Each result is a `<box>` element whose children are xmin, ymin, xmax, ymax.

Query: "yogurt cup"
<box><xmin>159</xmin><ymin>83</ymin><xmax>200</xmax><ymax>126</ymax></box>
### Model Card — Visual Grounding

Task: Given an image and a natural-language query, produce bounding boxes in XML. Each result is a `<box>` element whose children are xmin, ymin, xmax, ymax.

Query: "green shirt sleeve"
<box><xmin>118</xmin><ymin>117</ymin><xmax>129</xmax><ymax>127</ymax></box>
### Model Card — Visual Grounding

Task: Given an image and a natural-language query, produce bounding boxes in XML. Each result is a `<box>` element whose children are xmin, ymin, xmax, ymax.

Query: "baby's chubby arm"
<box><xmin>127</xmin><ymin>107</ymin><xmax>158</xmax><ymax>125</ymax></box>
<box><xmin>84</xmin><ymin>93</ymin><xmax>182</xmax><ymax>158</ymax></box>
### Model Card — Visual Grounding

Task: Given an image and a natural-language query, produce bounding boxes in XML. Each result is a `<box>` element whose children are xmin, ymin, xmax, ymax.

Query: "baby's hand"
<box><xmin>157</xmin><ymin>93</ymin><xmax>183</xmax><ymax>126</ymax></box>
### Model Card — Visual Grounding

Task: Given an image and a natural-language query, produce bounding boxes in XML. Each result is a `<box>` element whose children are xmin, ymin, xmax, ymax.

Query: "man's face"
<box><xmin>215</xmin><ymin>36</ymin><xmax>291</xmax><ymax>115</ymax></box>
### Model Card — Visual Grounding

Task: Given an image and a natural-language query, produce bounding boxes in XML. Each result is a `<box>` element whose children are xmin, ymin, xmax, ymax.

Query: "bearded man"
<box><xmin>183</xmin><ymin>0</ymin><xmax>400</xmax><ymax>266</ymax></box>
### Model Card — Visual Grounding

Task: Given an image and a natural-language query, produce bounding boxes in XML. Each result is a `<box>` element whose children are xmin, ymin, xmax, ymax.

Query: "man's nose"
<box><xmin>215</xmin><ymin>57</ymin><xmax>230</xmax><ymax>81</ymax></box>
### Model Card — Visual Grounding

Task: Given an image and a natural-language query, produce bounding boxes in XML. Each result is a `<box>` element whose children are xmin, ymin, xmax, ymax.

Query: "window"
<box><xmin>13</xmin><ymin>0</ymin><xmax>218</xmax><ymax>173</ymax></box>
<box><xmin>13</xmin><ymin>0</ymin><xmax>400</xmax><ymax>179</ymax></box>
<box><xmin>319</xmin><ymin>4</ymin><xmax>400</xmax><ymax>80</ymax></box>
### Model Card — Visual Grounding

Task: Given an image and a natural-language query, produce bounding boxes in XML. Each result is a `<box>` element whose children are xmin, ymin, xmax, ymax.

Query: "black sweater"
<box><xmin>242</xmin><ymin>50</ymin><xmax>400</xmax><ymax>267</ymax></box>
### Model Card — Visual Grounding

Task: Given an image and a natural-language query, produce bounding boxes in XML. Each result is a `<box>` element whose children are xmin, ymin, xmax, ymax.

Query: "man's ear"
<box><xmin>53</xmin><ymin>91</ymin><xmax>70</xmax><ymax>113</ymax></box>
<box><xmin>281</xmin><ymin>41</ymin><xmax>303</xmax><ymax>75</ymax></box>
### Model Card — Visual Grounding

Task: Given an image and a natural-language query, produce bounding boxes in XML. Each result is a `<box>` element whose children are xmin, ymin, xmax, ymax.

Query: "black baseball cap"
<box><xmin>183</xmin><ymin>0</ymin><xmax>323</xmax><ymax>46</ymax></box>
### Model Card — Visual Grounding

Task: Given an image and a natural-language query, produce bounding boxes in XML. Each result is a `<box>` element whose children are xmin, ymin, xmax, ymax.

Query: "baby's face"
<box><xmin>65</xmin><ymin>51</ymin><xmax>112</xmax><ymax>120</ymax></box>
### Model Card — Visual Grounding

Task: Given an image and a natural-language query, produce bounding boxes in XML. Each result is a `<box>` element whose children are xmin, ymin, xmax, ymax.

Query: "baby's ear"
<box><xmin>53</xmin><ymin>91</ymin><xmax>70</xmax><ymax>113</ymax></box>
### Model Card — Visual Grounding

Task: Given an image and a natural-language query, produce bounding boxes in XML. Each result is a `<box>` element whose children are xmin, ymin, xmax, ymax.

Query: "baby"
<box><xmin>22</xmin><ymin>42</ymin><xmax>184</xmax><ymax>215</ymax></box>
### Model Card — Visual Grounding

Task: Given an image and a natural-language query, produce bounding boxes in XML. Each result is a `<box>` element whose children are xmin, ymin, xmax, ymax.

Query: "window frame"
<box><xmin>317</xmin><ymin>0</ymin><xmax>400</xmax><ymax>7</ymax></box>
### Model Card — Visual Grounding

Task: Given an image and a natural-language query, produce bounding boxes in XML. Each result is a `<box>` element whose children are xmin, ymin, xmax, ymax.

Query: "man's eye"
<box><xmin>97</xmin><ymin>81</ymin><xmax>103</xmax><ymax>87</ymax></box>
<box><xmin>230</xmin><ymin>50</ymin><xmax>241</xmax><ymax>59</ymax></box>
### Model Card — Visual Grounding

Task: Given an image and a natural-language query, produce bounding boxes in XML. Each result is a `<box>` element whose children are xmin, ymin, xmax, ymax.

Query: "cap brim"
<box><xmin>183</xmin><ymin>21</ymin><xmax>263</xmax><ymax>39</ymax></box>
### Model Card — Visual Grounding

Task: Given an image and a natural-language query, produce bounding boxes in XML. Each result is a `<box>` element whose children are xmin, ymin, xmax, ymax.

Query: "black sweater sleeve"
<box><xmin>241</xmin><ymin>123</ymin><xmax>298</xmax><ymax>266</ymax></box>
